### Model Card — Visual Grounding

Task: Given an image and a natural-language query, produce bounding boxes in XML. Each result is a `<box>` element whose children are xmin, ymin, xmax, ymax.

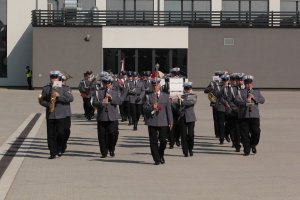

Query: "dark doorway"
<box><xmin>138</xmin><ymin>49</ymin><xmax>152</xmax><ymax>73</ymax></box>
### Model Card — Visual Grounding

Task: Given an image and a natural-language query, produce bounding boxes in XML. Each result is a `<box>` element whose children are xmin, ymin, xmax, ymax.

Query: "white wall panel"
<box><xmin>96</xmin><ymin>0</ymin><xmax>106</xmax><ymax>10</ymax></box>
<box><xmin>269</xmin><ymin>0</ymin><xmax>280</xmax><ymax>11</ymax></box>
<box><xmin>102</xmin><ymin>27</ymin><xmax>188</xmax><ymax>48</ymax></box>
<box><xmin>0</xmin><ymin>0</ymin><xmax>46</xmax><ymax>86</ymax></box>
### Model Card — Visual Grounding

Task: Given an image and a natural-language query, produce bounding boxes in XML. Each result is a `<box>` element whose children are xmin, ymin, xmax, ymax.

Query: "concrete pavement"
<box><xmin>0</xmin><ymin>89</ymin><xmax>299</xmax><ymax>200</ymax></box>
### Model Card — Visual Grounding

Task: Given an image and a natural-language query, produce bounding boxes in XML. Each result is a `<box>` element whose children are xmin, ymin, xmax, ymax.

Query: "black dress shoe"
<box><xmin>160</xmin><ymin>156</ymin><xmax>165</xmax><ymax>164</ymax></box>
<box><xmin>235</xmin><ymin>147</ymin><xmax>241</xmax><ymax>152</ymax></box>
<box><xmin>48</xmin><ymin>155</ymin><xmax>56</xmax><ymax>159</ymax></box>
<box><xmin>189</xmin><ymin>150</ymin><xmax>193</xmax><ymax>157</ymax></box>
<box><xmin>251</xmin><ymin>147</ymin><xmax>257</xmax><ymax>154</ymax></box>
<box><xmin>169</xmin><ymin>144</ymin><xmax>174</xmax><ymax>149</ymax></box>
<box><xmin>101</xmin><ymin>154</ymin><xmax>107</xmax><ymax>158</ymax></box>
<box><xmin>225</xmin><ymin>136</ymin><xmax>231</xmax><ymax>142</ymax></box>
<box><xmin>110</xmin><ymin>152</ymin><xmax>115</xmax><ymax>157</ymax></box>
<box><xmin>154</xmin><ymin>161</ymin><xmax>160</xmax><ymax>165</ymax></box>
<box><xmin>57</xmin><ymin>152</ymin><xmax>62</xmax><ymax>157</ymax></box>
<box><xmin>176</xmin><ymin>140</ymin><xmax>181</xmax><ymax>147</ymax></box>
<box><xmin>184</xmin><ymin>154</ymin><xmax>188</xmax><ymax>157</ymax></box>
<box><xmin>133</xmin><ymin>126</ymin><xmax>137</xmax><ymax>131</ymax></box>
<box><xmin>219</xmin><ymin>141</ymin><xmax>224</xmax><ymax>145</ymax></box>
<box><xmin>243</xmin><ymin>152</ymin><xmax>250</xmax><ymax>156</ymax></box>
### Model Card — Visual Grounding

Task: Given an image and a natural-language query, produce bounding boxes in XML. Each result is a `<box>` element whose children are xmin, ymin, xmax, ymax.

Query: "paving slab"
<box><xmin>0</xmin><ymin>89</ymin><xmax>299</xmax><ymax>200</ymax></box>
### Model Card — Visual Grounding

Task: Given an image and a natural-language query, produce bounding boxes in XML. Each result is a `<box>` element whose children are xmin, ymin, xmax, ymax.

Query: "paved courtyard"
<box><xmin>0</xmin><ymin>89</ymin><xmax>299</xmax><ymax>200</ymax></box>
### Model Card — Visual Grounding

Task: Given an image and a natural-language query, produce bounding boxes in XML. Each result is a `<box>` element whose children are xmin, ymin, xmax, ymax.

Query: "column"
<box><xmin>211</xmin><ymin>0</ymin><xmax>222</xmax><ymax>26</ymax></box>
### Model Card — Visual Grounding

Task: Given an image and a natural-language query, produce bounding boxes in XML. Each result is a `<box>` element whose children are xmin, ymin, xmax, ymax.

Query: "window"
<box><xmin>107</xmin><ymin>0</ymin><xmax>154</xmax><ymax>11</ymax></box>
<box><xmin>165</xmin><ymin>0</ymin><xmax>211</xmax><ymax>12</ymax></box>
<box><xmin>281</xmin><ymin>0</ymin><xmax>299</xmax><ymax>12</ymax></box>
<box><xmin>222</xmin><ymin>0</ymin><xmax>269</xmax><ymax>12</ymax></box>
<box><xmin>222</xmin><ymin>0</ymin><xmax>269</xmax><ymax>27</ymax></box>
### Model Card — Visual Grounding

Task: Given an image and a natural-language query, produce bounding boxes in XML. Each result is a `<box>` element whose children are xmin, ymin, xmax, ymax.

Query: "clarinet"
<box><xmin>104</xmin><ymin>88</ymin><xmax>108</xmax><ymax>112</ymax></box>
<box><xmin>247</xmin><ymin>89</ymin><xmax>252</xmax><ymax>112</ymax></box>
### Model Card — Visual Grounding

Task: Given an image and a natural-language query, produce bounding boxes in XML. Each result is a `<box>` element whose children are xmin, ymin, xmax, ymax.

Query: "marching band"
<box><xmin>38</xmin><ymin>68</ymin><xmax>265</xmax><ymax>164</ymax></box>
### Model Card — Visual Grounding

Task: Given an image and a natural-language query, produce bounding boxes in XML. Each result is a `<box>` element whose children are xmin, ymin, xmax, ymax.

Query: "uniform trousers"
<box><xmin>124</xmin><ymin>101</ymin><xmax>132</xmax><ymax>124</ymax></box>
<box><xmin>148</xmin><ymin>126</ymin><xmax>169</xmax><ymax>163</ymax></box>
<box><xmin>83</xmin><ymin>97</ymin><xmax>94</xmax><ymax>119</ymax></box>
<box><xmin>226</xmin><ymin>114</ymin><xmax>241</xmax><ymax>149</ymax></box>
<box><xmin>97</xmin><ymin>121</ymin><xmax>118</xmax><ymax>156</ymax></box>
<box><xmin>239</xmin><ymin>118</ymin><xmax>261</xmax><ymax>154</ymax></box>
<box><xmin>217</xmin><ymin>111</ymin><xmax>226</xmax><ymax>143</ymax></box>
<box><xmin>180</xmin><ymin>119</ymin><xmax>195</xmax><ymax>156</ymax></box>
<box><xmin>119</xmin><ymin>102</ymin><xmax>127</xmax><ymax>121</ymax></box>
<box><xmin>130</xmin><ymin>103</ymin><xmax>142</xmax><ymax>126</ymax></box>
<box><xmin>46</xmin><ymin>118</ymin><xmax>65</xmax><ymax>156</ymax></box>
<box><xmin>61</xmin><ymin>116</ymin><xmax>71</xmax><ymax>152</ymax></box>
<box><xmin>169</xmin><ymin>106</ymin><xmax>181</xmax><ymax>146</ymax></box>
<box><xmin>212</xmin><ymin>106</ymin><xmax>219</xmax><ymax>137</ymax></box>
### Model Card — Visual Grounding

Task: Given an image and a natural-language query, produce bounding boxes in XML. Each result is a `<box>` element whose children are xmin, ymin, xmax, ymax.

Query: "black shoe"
<box><xmin>133</xmin><ymin>126</ymin><xmax>137</xmax><ymax>131</ymax></box>
<box><xmin>169</xmin><ymin>144</ymin><xmax>174</xmax><ymax>149</ymax></box>
<box><xmin>225</xmin><ymin>136</ymin><xmax>231</xmax><ymax>142</ymax></box>
<box><xmin>244</xmin><ymin>152</ymin><xmax>250</xmax><ymax>156</ymax></box>
<box><xmin>57</xmin><ymin>152</ymin><xmax>62</xmax><ymax>157</ymax></box>
<box><xmin>128</xmin><ymin>122</ymin><xmax>132</xmax><ymax>126</ymax></box>
<box><xmin>176</xmin><ymin>140</ymin><xmax>181</xmax><ymax>147</ymax></box>
<box><xmin>160</xmin><ymin>156</ymin><xmax>165</xmax><ymax>164</ymax></box>
<box><xmin>251</xmin><ymin>147</ymin><xmax>257</xmax><ymax>154</ymax></box>
<box><xmin>101</xmin><ymin>154</ymin><xmax>107</xmax><ymax>158</ymax></box>
<box><xmin>48</xmin><ymin>155</ymin><xmax>56</xmax><ymax>159</ymax></box>
<box><xmin>220</xmin><ymin>141</ymin><xmax>224</xmax><ymax>145</ymax></box>
<box><xmin>189</xmin><ymin>150</ymin><xmax>193</xmax><ymax>157</ymax></box>
<box><xmin>154</xmin><ymin>161</ymin><xmax>160</xmax><ymax>165</ymax></box>
<box><xmin>184</xmin><ymin>154</ymin><xmax>188</xmax><ymax>157</ymax></box>
<box><xmin>110</xmin><ymin>152</ymin><xmax>115</xmax><ymax>157</ymax></box>
<box><xmin>235</xmin><ymin>147</ymin><xmax>241</xmax><ymax>152</ymax></box>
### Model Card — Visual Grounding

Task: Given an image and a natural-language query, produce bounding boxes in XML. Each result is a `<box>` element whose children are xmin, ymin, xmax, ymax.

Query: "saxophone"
<box><xmin>208</xmin><ymin>92</ymin><xmax>217</xmax><ymax>103</ymax></box>
<box><xmin>49</xmin><ymin>87</ymin><xmax>57</xmax><ymax>113</ymax></box>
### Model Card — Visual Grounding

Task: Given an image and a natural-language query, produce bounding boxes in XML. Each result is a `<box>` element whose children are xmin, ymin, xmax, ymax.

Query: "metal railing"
<box><xmin>32</xmin><ymin>10</ymin><xmax>300</xmax><ymax>28</ymax></box>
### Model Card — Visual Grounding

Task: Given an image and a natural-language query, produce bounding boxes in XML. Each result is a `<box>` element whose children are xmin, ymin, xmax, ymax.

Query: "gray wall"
<box><xmin>33</xmin><ymin>27</ymin><xmax>102</xmax><ymax>87</ymax></box>
<box><xmin>188</xmin><ymin>28</ymin><xmax>300</xmax><ymax>88</ymax></box>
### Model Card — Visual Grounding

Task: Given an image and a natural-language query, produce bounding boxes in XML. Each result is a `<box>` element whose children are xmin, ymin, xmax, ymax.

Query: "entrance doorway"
<box><xmin>103</xmin><ymin>48</ymin><xmax>187</xmax><ymax>76</ymax></box>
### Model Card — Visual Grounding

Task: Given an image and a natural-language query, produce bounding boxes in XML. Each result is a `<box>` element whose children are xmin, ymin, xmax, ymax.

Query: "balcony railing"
<box><xmin>32</xmin><ymin>10</ymin><xmax>300</xmax><ymax>28</ymax></box>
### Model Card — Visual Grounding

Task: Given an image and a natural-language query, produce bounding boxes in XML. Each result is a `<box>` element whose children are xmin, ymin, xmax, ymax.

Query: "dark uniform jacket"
<box><xmin>40</xmin><ymin>84</ymin><xmax>74</xmax><ymax>119</ymax></box>
<box><xmin>180</xmin><ymin>93</ymin><xmax>197</xmax><ymax>122</ymax></box>
<box><xmin>234</xmin><ymin>88</ymin><xmax>265</xmax><ymax>119</ymax></box>
<box><xmin>143</xmin><ymin>92</ymin><xmax>173</xmax><ymax>127</ymax></box>
<box><xmin>127</xmin><ymin>80</ymin><xmax>145</xmax><ymax>104</ymax></box>
<box><xmin>92</xmin><ymin>88</ymin><xmax>122</xmax><ymax>121</ymax></box>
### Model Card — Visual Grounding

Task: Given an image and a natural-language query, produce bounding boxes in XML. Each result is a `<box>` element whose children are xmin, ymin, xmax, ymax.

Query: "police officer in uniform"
<box><xmin>234</xmin><ymin>75</ymin><xmax>265</xmax><ymax>156</ymax></box>
<box><xmin>39</xmin><ymin>70</ymin><xmax>74</xmax><ymax>159</ymax></box>
<box><xmin>92</xmin><ymin>75</ymin><xmax>122</xmax><ymax>158</ymax></box>
<box><xmin>118</xmin><ymin>71</ymin><xmax>128</xmax><ymax>122</ymax></box>
<box><xmin>79</xmin><ymin>71</ymin><xmax>96</xmax><ymax>120</ymax></box>
<box><xmin>178</xmin><ymin>82</ymin><xmax>197</xmax><ymax>157</ymax></box>
<box><xmin>59</xmin><ymin>73</ymin><xmax>73</xmax><ymax>154</ymax></box>
<box><xmin>124</xmin><ymin>71</ymin><xmax>133</xmax><ymax>125</ymax></box>
<box><xmin>166</xmin><ymin>67</ymin><xmax>184</xmax><ymax>148</ymax></box>
<box><xmin>204</xmin><ymin>71</ymin><xmax>225</xmax><ymax>138</ymax></box>
<box><xmin>128</xmin><ymin>72</ymin><xmax>145</xmax><ymax>131</ymax></box>
<box><xmin>144</xmin><ymin>78</ymin><xmax>173</xmax><ymax>165</ymax></box>
<box><xmin>25</xmin><ymin>66</ymin><xmax>33</xmax><ymax>90</ymax></box>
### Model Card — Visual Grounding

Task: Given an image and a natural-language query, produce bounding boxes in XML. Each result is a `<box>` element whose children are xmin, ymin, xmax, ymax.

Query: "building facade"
<box><xmin>1</xmin><ymin>0</ymin><xmax>300</xmax><ymax>88</ymax></box>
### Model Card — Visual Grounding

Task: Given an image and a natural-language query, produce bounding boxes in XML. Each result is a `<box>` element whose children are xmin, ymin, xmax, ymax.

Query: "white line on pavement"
<box><xmin>0</xmin><ymin>113</ymin><xmax>45</xmax><ymax>200</ymax></box>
